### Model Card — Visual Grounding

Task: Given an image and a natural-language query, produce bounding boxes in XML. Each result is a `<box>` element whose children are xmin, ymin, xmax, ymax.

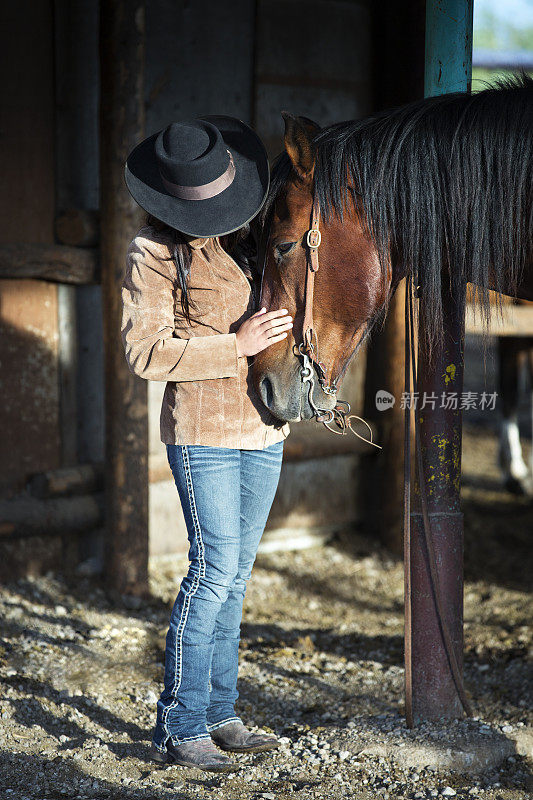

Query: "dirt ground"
<box><xmin>0</xmin><ymin>420</ymin><xmax>532</xmax><ymax>800</ymax></box>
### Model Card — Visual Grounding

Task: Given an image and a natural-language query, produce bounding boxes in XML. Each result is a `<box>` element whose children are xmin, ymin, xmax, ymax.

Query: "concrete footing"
<box><xmin>359</xmin><ymin>727</ymin><xmax>532</xmax><ymax>776</ymax></box>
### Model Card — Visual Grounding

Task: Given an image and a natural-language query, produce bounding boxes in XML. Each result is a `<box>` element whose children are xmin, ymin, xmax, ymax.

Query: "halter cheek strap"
<box><xmin>301</xmin><ymin>197</ymin><xmax>321</xmax><ymax>355</ymax></box>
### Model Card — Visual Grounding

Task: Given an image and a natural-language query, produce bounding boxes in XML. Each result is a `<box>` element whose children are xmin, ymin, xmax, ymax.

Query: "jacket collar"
<box><xmin>188</xmin><ymin>236</ymin><xmax>211</xmax><ymax>250</ymax></box>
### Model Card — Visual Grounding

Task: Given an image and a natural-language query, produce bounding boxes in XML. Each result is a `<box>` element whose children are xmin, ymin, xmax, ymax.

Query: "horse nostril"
<box><xmin>260</xmin><ymin>376</ymin><xmax>273</xmax><ymax>407</ymax></box>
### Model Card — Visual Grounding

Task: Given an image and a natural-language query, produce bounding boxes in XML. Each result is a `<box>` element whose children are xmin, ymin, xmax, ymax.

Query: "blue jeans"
<box><xmin>152</xmin><ymin>440</ymin><xmax>284</xmax><ymax>750</ymax></box>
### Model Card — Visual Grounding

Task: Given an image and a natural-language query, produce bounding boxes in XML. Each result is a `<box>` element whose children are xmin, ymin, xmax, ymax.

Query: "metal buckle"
<box><xmin>306</xmin><ymin>228</ymin><xmax>321</xmax><ymax>249</ymax></box>
<box><xmin>300</xmin><ymin>351</ymin><xmax>313</xmax><ymax>382</ymax></box>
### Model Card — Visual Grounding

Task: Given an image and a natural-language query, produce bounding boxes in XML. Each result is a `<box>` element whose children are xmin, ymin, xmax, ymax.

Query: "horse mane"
<box><xmin>265</xmin><ymin>73</ymin><xmax>533</xmax><ymax>352</ymax></box>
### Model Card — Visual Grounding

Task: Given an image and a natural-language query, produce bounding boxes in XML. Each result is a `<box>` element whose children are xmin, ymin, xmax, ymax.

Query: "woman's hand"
<box><xmin>235</xmin><ymin>307</ymin><xmax>293</xmax><ymax>357</ymax></box>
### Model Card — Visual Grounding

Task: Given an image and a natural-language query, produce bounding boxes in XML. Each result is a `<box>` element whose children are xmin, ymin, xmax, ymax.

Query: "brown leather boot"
<box><xmin>210</xmin><ymin>721</ymin><xmax>280</xmax><ymax>753</ymax></box>
<box><xmin>151</xmin><ymin>737</ymin><xmax>241</xmax><ymax>772</ymax></box>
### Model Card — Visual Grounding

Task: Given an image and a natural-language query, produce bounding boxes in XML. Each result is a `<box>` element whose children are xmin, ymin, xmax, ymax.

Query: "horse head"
<box><xmin>253</xmin><ymin>113</ymin><xmax>395</xmax><ymax>422</ymax></box>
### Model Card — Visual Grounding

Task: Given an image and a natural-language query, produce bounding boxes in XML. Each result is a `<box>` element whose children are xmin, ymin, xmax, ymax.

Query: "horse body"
<box><xmin>253</xmin><ymin>74</ymin><xmax>533</xmax><ymax>423</ymax></box>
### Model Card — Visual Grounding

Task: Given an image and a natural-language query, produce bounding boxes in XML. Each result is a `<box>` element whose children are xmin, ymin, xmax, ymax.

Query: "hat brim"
<box><xmin>124</xmin><ymin>115</ymin><xmax>269</xmax><ymax>237</ymax></box>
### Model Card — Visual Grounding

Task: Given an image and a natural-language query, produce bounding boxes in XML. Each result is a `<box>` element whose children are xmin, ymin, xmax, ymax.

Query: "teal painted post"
<box><xmin>424</xmin><ymin>0</ymin><xmax>473</xmax><ymax>97</ymax></box>
<box><xmin>406</xmin><ymin>0</ymin><xmax>473</xmax><ymax>724</ymax></box>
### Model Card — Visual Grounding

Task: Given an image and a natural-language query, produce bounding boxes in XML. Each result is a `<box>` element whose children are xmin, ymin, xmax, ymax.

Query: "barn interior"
<box><xmin>0</xmin><ymin>1</ymin><xmax>532</xmax><ymax>797</ymax></box>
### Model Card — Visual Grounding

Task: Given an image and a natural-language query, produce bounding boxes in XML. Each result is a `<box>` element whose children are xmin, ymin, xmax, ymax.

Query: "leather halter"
<box><xmin>296</xmin><ymin>195</ymin><xmax>381</xmax><ymax>446</ymax></box>
<box><xmin>256</xmin><ymin>185</ymin><xmax>379</xmax><ymax>445</ymax></box>
<box><xmin>299</xmin><ymin>195</ymin><xmax>337</xmax><ymax>396</ymax></box>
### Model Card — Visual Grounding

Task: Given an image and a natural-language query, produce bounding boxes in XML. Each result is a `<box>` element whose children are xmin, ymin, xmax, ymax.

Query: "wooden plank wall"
<box><xmin>0</xmin><ymin>2</ymin><xmax>61</xmax><ymax>497</ymax></box>
<box><xmin>148</xmin><ymin>0</ymin><xmax>374</xmax><ymax>556</ymax></box>
<box><xmin>0</xmin><ymin>0</ymin><xmax>377</xmax><ymax>570</ymax></box>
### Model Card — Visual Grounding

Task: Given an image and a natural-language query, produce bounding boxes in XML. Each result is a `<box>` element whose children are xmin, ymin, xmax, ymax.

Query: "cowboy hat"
<box><xmin>124</xmin><ymin>115</ymin><xmax>269</xmax><ymax>237</ymax></box>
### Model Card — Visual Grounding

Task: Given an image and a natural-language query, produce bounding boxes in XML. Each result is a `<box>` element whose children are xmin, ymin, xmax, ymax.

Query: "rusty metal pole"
<box><xmin>99</xmin><ymin>0</ymin><xmax>149</xmax><ymax>596</ymax></box>
<box><xmin>405</xmin><ymin>0</ymin><xmax>473</xmax><ymax>724</ymax></box>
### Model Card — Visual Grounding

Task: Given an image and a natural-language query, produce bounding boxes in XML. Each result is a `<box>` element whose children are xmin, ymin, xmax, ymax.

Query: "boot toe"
<box><xmin>211</xmin><ymin>721</ymin><xmax>280</xmax><ymax>753</ymax></box>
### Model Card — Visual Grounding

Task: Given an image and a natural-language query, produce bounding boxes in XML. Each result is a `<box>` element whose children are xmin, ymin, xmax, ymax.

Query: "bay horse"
<box><xmin>252</xmin><ymin>74</ymin><xmax>533</xmax><ymax>424</ymax></box>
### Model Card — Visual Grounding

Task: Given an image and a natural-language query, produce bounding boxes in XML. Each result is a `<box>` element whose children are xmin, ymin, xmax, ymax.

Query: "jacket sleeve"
<box><xmin>121</xmin><ymin>233</ymin><xmax>241</xmax><ymax>382</ymax></box>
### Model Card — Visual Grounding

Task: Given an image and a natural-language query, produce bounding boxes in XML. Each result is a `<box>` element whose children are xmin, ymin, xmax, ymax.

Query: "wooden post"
<box><xmin>363</xmin><ymin>283</ymin><xmax>408</xmax><ymax>551</ymax></box>
<box><xmin>99</xmin><ymin>0</ymin><xmax>149</xmax><ymax>596</ymax></box>
<box><xmin>405</xmin><ymin>0</ymin><xmax>473</xmax><ymax>724</ymax></box>
<box><xmin>363</xmin><ymin>0</ymin><xmax>426</xmax><ymax>553</ymax></box>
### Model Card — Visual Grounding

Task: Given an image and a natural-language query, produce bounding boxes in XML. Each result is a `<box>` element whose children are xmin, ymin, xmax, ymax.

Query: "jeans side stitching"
<box><xmin>175</xmin><ymin>445</ymin><xmax>206</xmax><ymax>685</ymax></box>
<box><xmin>161</xmin><ymin>444</ymin><xmax>206</xmax><ymax>743</ymax></box>
<box><xmin>171</xmin><ymin>732</ymin><xmax>212</xmax><ymax>745</ymax></box>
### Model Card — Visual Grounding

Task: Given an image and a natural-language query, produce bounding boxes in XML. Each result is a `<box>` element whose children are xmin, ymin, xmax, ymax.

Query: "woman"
<box><xmin>121</xmin><ymin>116</ymin><xmax>292</xmax><ymax>773</ymax></box>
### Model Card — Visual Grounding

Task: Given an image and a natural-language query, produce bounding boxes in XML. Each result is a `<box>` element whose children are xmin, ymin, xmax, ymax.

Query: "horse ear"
<box><xmin>282</xmin><ymin>111</ymin><xmax>321</xmax><ymax>182</ymax></box>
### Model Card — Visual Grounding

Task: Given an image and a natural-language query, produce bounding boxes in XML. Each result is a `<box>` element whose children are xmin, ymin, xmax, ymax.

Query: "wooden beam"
<box><xmin>465</xmin><ymin>304</ymin><xmax>533</xmax><ymax>336</ymax></box>
<box><xmin>0</xmin><ymin>242</ymin><xmax>98</xmax><ymax>284</ymax></box>
<box><xmin>27</xmin><ymin>463</ymin><xmax>104</xmax><ymax>499</ymax></box>
<box><xmin>148</xmin><ymin>430</ymin><xmax>377</xmax><ymax>484</ymax></box>
<box><xmin>0</xmin><ymin>493</ymin><xmax>103</xmax><ymax>540</ymax></box>
<box><xmin>100</xmin><ymin>0</ymin><xmax>149</xmax><ymax>597</ymax></box>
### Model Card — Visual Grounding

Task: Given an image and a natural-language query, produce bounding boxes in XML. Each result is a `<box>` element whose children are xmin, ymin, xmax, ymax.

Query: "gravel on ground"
<box><xmin>0</xmin><ymin>423</ymin><xmax>531</xmax><ymax>800</ymax></box>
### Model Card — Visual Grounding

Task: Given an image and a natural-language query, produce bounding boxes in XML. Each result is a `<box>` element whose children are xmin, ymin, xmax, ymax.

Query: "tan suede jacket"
<box><xmin>121</xmin><ymin>223</ymin><xmax>290</xmax><ymax>449</ymax></box>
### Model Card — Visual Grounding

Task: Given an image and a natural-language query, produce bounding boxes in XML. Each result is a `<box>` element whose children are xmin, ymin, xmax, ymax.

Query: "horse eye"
<box><xmin>275</xmin><ymin>241</ymin><xmax>297</xmax><ymax>258</ymax></box>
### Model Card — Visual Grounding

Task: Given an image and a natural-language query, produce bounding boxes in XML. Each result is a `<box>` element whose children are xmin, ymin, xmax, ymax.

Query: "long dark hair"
<box><xmin>262</xmin><ymin>73</ymin><xmax>533</xmax><ymax>354</ymax></box>
<box><xmin>145</xmin><ymin>213</ymin><xmax>259</xmax><ymax>325</ymax></box>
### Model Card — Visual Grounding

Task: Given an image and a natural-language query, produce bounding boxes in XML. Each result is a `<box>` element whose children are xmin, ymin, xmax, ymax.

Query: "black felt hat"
<box><xmin>124</xmin><ymin>115</ymin><xmax>269</xmax><ymax>237</ymax></box>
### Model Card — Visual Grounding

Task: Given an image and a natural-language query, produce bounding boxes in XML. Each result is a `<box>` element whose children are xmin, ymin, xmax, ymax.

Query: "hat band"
<box><xmin>159</xmin><ymin>150</ymin><xmax>236</xmax><ymax>201</ymax></box>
